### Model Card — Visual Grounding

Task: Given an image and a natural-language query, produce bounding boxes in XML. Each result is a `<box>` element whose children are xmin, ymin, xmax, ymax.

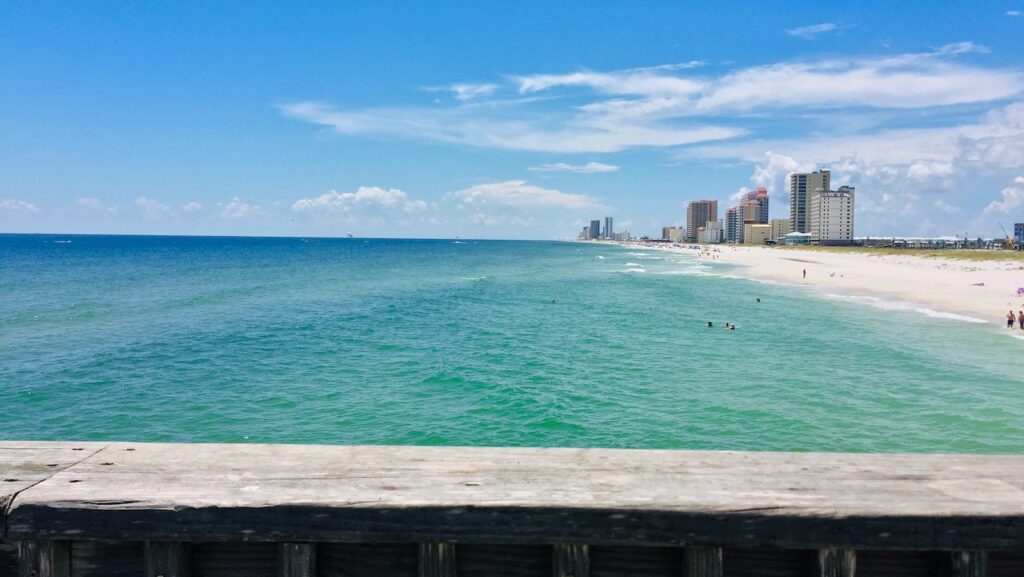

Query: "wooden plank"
<box><xmin>553</xmin><ymin>544</ymin><xmax>588</xmax><ymax>577</ymax></box>
<box><xmin>817</xmin><ymin>549</ymin><xmax>854</xmax><ymax>577</ymax></box>
<box><xmin>318</xmin><ymin>543</ymin><xmax>417</xmax><ymax>577</ymax></box>
<box><xmin>590</xmin><ymin>546</ymin><xmax>680</xmax><ymax>577</ymax></box>
<box><xmin>145</xmin><ymin>542</ymin><xmax>191</xmax><ymax>577</ymax></box>
<box><xmin>855</xmin><ymin>550</ymin><xmax>943</xmax><ymax>577</ymax></box>
<box><xmin>70</xmin><ymin>541</ymin><xmax>144</xmax><ymax>577</ymax></box>
<box><xmin>0</xmin><ymin>444</ymin><xmax>105</xmax><ymax>521</ymax></box>
<box><xmin>17</xmin><ymin>540</ymin><xmax>70</xmax><ymax>577</ymax></box>
<box><xmin>277</xmin><ymin>543</ymin><xmax>315</xmax><ymax>577</ymax></box>
<box><xmin>1</xmin><ymin>540</ymin><xmax>17</xmax><ymax>577</ymax></box>
<box><xmin>951</xmin><ymin>551</ymin><xmax>987</xmax><ymax>577</ymax></box>
<box><xmin>684</xmin><ymin>546</ymin><xmax>721</xmax><ymax>577</ymax></box>
<box><xmin>4</xmin><ymin>442</ymin><xmax>1024</xmax><ymax>549</ymax></box>
<box><xmin>418</xmin><ymin>543</ymin><xmax>455</xmax><ymax>577</ymax></box>
<box><xmin>721</xmin><ymin>548</ymin><xmax>812</xmax><ymax>577</ymax></box>
<box><xmin>457</xmin><ymin>544</ymin><xmax>549</xmax><ymax>577</ymax></box>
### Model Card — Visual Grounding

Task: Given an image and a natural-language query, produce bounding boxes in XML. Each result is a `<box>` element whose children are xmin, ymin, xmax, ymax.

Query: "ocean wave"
<box><xmin>596</xmin><ymin>255</ymin><xmax>605</xmax><ymax>259</ymax></box>
<box><xmin>618</xmin><ymin>268</ymin><xmax>647</xmax><ymax>273</ymax></box>
<box><xmin>461</xmin><ymin>276</ymin><xmax>488</xmax><ymax>282</ymax></box>
<box><xmin>625</xmin><ymin>262</ymin><xmax>641</xmax><ymax>266</ymax></box>
<box><xmin>823</xmin><ymin>294</ymin><xmax>988</xmax><ymax>324</ymax></box>
<box><xmin>627</xmin><ymin>252</ymin><xmax>651</xmax><ymax>256</ymax></box>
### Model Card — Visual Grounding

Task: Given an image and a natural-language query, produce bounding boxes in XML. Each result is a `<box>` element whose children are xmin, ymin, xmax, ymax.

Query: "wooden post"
<box><xmin>951</xmin><ymin>551</ymin><xmax>987</xmax><ymax>577</ymax></box>
<box><xmin>818</xmin><ymin>548</ymin><xmax>855</xmax><ymax>577</ymax></box>
<box><xmin>418</xmin><ymin>542</ymin><xmax>455</xmax><ymax>577</ymax></box>
<box><xmin>144</xmin><ymin>542</ymin><xmax>191</xmax><ymax>577</ymax></box>
<box><xmin>17</xmin><ymin>541</ymin><xmax>70</xmax><ymax>577</ymax></box>
<box><xmin>552</xmin><ymin>544</ymin><xmax>588</xmax><ymax>577</ymax></box>
<box><xmin>278</xmin><ymin>543</ymin><xmax>315</xmax><ymax>577</ymax></box>
<box><xmin>684</xmin><ymin>546</ymin><xmax>722</xmax><ymax>577</ymax></box>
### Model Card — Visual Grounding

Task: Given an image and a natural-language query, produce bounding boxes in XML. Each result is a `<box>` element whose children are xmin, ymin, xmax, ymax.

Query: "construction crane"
<box><xmin>999</xmin><ymin>222</ymin><xmax>1016</xmax><ymax>250</ymax></box>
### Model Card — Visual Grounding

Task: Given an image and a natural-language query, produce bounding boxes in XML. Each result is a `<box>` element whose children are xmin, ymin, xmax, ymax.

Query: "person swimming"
<box><xmin>706</xmin><ymin>321</ymin><xmax>713</xmax><ymax>327</ymax></box>
<box><xmin>756</xmin><ymin>298</ymin><xmax>761</xmax><ymax>303</ymax></box>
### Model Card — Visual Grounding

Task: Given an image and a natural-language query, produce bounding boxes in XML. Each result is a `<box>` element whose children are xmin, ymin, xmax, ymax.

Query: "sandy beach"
<box><xmin>628</xmin><ymin>242</ymin><xmax>1024</xmax><ymax>328</ymax></box>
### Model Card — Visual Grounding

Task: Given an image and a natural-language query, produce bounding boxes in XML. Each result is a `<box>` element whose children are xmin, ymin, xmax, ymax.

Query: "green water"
<box><xmin>1</xmin><ymin>234</ymin><xmax>1021</xmax><ymax>452</ymax></box>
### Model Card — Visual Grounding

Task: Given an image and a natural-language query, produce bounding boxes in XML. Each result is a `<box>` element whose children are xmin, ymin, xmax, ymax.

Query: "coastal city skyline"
<box><xmin>3</xmin><ymin>2</ymin><xmax>1024</xmax><ymax>240</ymax></box>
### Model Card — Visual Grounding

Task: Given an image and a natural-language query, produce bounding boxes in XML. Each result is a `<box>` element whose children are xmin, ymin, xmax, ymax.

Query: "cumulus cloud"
<box><xmin>983</xmin><ymin>177</ymin><xmax>1024</xmax><ymax>216</ymax></box>
<box><xmin>528</xmin><ymin>161</ymin><xmax>620</xmax><ymax>173</ymax></box>
<box><xmin>220</xmin><ymin>197</ymin><xmax>264</xmax><ymax>219</ymax></box>
<box><xmin>933</xmin><ymin>200</ymin><xmax>961</xmax><ymax>215</ymax></box>
<box><xmin>182</xmin><ymin>201</ymin><xmax>203</xmax><ymax>213</ymax></box>
<box><xmin>292</xmin><ymin>186</ymin><xmax>429</xmax><ymax>214</ymax></box>
<box><xmin>448</xmin><ymin>180</ymin><xmax>602</xmax><ymax>210</ymax></box>
<box><xmin>0</xmin><ymin>199</ymin><xmax>39</xmax><ymax>214</ymax></box>
<box><xmin>73</xmin><ymin>197</ymin><xmax>118</xmax><ymax>214</ymax></box>
<box><xmin>786</xmin><ymin>23</ymin><xmax>839</xmax><ymax>38</ymax></box>
<box><xmin>135</xmin><ymin>196</ymin><xmax>172</xmax><ymax>217</ymax></box>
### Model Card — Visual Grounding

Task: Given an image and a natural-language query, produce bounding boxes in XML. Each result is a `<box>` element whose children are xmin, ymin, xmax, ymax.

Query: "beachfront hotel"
<box><xmin>790</xmin><ymin>169</ymin><xmax>831</xmax><ymax>234</ymax></box>
<box><xmin>685</xmin><ymin>200</ymin><xmax>718</xmax><ymax>242</ymax></box>
<box><xmin>811</xmin><ymin>186</ymin><xmax>856</xmax><ymax>245</ymax></box>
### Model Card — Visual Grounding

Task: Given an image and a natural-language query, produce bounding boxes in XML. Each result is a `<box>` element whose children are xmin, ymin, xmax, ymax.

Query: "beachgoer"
<box><xmin>803</xmin><ymin>269</ymin><xmax>806</xmax><ymax>278</ymax></box>
<box><xmin>706</xmin><ymin>321</ymin><xmax>713</xmax><ymax>328</ymax></box>
<box><xmin>1008</xmin><ymin>311</ymin><xmax>1016</xmax><ymax>328</ymax></box>
<box><xmin>728</xmin><ymin>324</ymin><xmax>736</xmax><ymax>330</ymax></box>
<box><xmin>1019</xmin><ymin>310</ymin><xmax>1023</xmax><ymax>329</ymax></box>
<box><xmin>756</xmin><ymin>298</ymin><xmax>761</xmax><ymax>303</ymax></box>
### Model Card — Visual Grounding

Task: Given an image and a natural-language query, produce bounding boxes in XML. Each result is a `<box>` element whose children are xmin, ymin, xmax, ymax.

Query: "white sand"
<box><xmin>629</xmin><ymin>242</ymin><xmax>1024</xmax><ymax>327</ymax></box>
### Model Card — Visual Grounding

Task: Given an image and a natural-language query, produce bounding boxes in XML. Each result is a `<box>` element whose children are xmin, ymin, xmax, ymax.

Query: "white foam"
<box><xmin>596</xmin><ymin>255</ymin><xmax>605</xmax><ymax>259</ymax></box>
<box><xmin>823</xmin><ymin>294</ymin><xmax>988</xmax><ymax>324</ymax></box>
<box><xmin>625</xmin><ymin>262</ymin><xmax>641</xmax><ymax>266</ymax></box>
<box><xmin>619</xmin><ymin>268</ymin><xmax>647</xmax><ymax>273</ymax></box>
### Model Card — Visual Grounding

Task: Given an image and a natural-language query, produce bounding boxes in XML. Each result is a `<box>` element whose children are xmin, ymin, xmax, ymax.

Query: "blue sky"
<box><xmin>2</xmin><ymin>1</ymin><xmax>1023</xmax><ymax>239</ymax></box>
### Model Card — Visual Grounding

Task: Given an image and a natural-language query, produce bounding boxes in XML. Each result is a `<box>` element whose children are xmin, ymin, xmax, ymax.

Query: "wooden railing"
<box><xmin>2</xmin><ymin>441</ymin><xmax>1022</xmax><ymax>576</ymax></box>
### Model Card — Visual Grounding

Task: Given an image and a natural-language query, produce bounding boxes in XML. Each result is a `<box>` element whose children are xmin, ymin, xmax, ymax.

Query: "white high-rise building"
<box><xmin>811</xmin><ymin>186</ymin><xmax>855</xmax><ymax>245</ymax></box>
<box><xmin>603</xmin><ymin>217</ymin><xmax>614</xmax><ymax>239</ymax></box>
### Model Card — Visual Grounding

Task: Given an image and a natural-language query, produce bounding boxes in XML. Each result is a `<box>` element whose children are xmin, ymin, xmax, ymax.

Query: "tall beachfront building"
<box><xmin>725</xmin><ymin>188</ymin><xmax>768</xmax><ymax>243</ymax></box>
<box><xmin>685</xmin><ymin>200</ymin><xmax>718</xmax><ymax>242</ymax></box>
<box><xmin>810</xmin><ymin>186</ymin><xmax>855</xmax><ymax>244</ymax></box>
<box><xmin>590</xmin><ymin>220</ymin><xmax>601</xmax><ymax>240</ymax></box>
<box><xmin>790</xmin><ymin>169</ymin><xmax>830</xmax><ymax>233</ymax></box>
<box><xmin>770</xmin><ymin>218</ymin><xmax>792</xmax><ymax>242</ymax></box>
<box><xmin>603</xmin><ymin>217</ymin><xmax>614</xmax><ymax>240</ymax></box>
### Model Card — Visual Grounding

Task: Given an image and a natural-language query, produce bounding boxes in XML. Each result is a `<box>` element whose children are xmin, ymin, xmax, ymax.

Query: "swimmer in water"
<box><xmin>706</xmin><ymin>321</ymin><xmax>713</xmax><ymax>328</ymax></box>
<box><xmin>756</xmin><ymin>298</ymin><xmax>761</xmax><ymax>303</ymax></box>
<box><xmin>728</xmin><ymin>324</ymin><xmax>736</xmax><ymax>330</ymax></box>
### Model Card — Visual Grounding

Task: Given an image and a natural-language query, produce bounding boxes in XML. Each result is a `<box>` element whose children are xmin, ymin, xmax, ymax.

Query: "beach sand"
<box><xmin>631</xmin><ymin>243</ymin><xmax>1024</xmax><ymax>327</ymax></box>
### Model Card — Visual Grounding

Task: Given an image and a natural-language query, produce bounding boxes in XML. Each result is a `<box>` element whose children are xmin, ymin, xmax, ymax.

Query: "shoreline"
<box><xmin>616</xmin><ymin>241</ymin><xmax>1024</xmax><ymax>330</ymax></box>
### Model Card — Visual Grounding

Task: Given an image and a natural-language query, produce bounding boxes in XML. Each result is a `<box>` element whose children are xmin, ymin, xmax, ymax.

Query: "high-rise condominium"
<box><xmin>789</xmin><ymin>170</ymin><xmax>830</xmax><ymax>233</ymax></box>
<box><xmin>603</xmin><ymin>217</ymin><xmax>613</xmax><ymax>239</ymax></box>
<box><xmin>590</xmin><ymin>220</ymin><xmax>601</xmax><ymax>240</ymax></box>
<box><xmin>685</xmin><ymin>200</ymin><xmax>718</xmax><ymax>242</ymax></box>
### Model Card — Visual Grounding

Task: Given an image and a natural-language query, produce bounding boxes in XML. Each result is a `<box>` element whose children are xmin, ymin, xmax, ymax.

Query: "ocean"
<box><xmin>2</xmin><ymin>234</ymin><xmax>1022</xmax><ymax>453</ymax></box>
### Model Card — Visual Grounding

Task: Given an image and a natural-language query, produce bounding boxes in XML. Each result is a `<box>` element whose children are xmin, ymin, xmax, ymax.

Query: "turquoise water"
<box><xmin>2</xmin><ymin>234</ymin><xmax>1022</xmax><ymax>453</ymax></box>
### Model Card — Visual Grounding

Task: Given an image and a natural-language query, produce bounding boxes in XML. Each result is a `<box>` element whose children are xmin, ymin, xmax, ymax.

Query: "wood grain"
<box><xmin>17</xmin><ymin>540</ymin><xmax>70</xmax><ymax>577</ymax></box>
<box><xmin>3</xmin><ymin>443</ymin><xmax>1024</xmax><ymax>550</ymax></box>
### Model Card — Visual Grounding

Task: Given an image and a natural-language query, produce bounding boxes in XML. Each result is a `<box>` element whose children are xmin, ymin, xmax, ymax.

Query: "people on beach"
<box><xmin>1008</xmin><ymin>310</ymin><xmax>1016</xmax><ymax>328</ymax></box>
<box><xmin>1019</xmin><ymin>310</ymin><xmax>1023</xmax><ymax>329</ymax></box>
<box><xmin>802</xmin><ymin>269</ymin><xmax>806</xmax><ymax>279</ymax></box>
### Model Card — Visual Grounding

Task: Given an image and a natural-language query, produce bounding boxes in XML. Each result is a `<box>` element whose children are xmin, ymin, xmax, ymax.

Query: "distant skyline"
<box><xmin>2</xmin><ymin>1</ymin><xmax>1023</xmax><ymax>239</ymax></box>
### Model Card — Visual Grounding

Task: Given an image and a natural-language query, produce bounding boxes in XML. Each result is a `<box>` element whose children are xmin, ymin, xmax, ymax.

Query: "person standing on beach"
<box><xmin>1019</xmin><ymin>310</ymin><xmax>1023</xmax><ymax>329</ymax></box>
<box><xmin>803</xmin><ymin>269</ymin><xmax>806</xmax><ymax>279</ymax></box>
<box><xmin>1008</xmin><ymin>310</ymin><xmax>1016</xmax><ymax>328</ymax></box>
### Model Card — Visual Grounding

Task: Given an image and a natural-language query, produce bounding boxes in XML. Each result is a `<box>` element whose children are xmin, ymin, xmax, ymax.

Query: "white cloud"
<box><xmin>182</xmin><ymin>201</ymin><xmax>203</xmax><ymax>213</ymax></box>
<box><xmin>220</xmin><ymin>197</ymin><xmax>264</xmax><ymax>219</ymax></box>
<box><xmin>0</xmin><ymin>199</ymin><xmax>39</xmax><ymax>214</ymax></box>
<box><xmin>292</xmin><ymin>186</ymin><xmax>412</xmax><ymax>213</ymax></box>
<box><xmin>135</xmin><ymin>196</ymin><xmax>172</xmax><ymax>217</ymax></box>
<box><xmin>983</xmin><ymin>177</ymin><xmax>1024</xmax><ymax>216</ymax></box>
<box><xmin>1007</xmin><ymin>10</ymin><xmax>1021</xmax><ymax>16</ymax></box>
<box><xmin>933</xmin><ymin>200</ymin><xmax>961</xmax><ymax>215</ymax></box>
<box><xmin>907</xmin><ymin>161</ymin><xmax>955</xmax><ymax>181</ymax></box>
<box><xmin>448</xmin><ymin>180</ymin><xmax>602</xmax><ymax>210</ymax></box>
<box><xmin>73</xmin><ymin>197</ymin><xmax>118</xmax><ymax>214</ymax></box>
<box><xmin>449</xmin><ymin>83</ymin><xmax>499</xmax><ymax>101</ymax></box>
<box><xmin>284</xmin><ymin>44</ymin><xmax>1024</xmax><ymax>154</ymax></box>
<box><xmin>786</xmin><ymin>23</ymin><xmax>838</xmax><ymax>39</ymax></box>
<box><xmin>528</xmin><ymin>161</ymin><xmax>620</xmax><ymax>173</ymax></box>
<box><xmin>404</xmin><ymin>199</ymin><xmax>428</xmax><ymax>212</ymax></box>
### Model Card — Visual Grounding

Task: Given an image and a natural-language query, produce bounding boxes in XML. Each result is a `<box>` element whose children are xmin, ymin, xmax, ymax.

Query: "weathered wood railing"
<box><xmin>2</xmin><ymin>442</ymin><xmax>1022</xmax><ymax>576</ymax></box>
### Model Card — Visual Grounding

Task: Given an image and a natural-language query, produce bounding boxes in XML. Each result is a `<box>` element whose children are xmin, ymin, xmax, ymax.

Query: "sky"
<box><xmin>2</xmin><ymin>1</ymin><xmax>1024</xmax><ymax>239</ymax></box>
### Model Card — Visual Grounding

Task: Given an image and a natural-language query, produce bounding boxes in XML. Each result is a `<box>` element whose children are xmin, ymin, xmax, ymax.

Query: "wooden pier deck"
<box><xmin>2</xmin><ymin>441</ymin><xmax>1023</xmax><ymax>576</ymax></box>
